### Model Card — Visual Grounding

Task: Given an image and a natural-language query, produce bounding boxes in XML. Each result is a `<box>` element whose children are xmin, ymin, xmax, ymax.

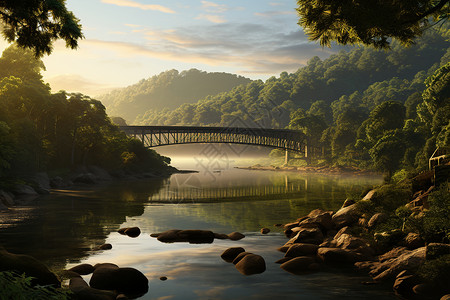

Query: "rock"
<box><xmin>317</xmin><ymin>247</ymin><xmax>367</xmax><ymax>264</ymax></box>
<box><xmin>50</xmin><ymin>176</ymin><xmax>68</xmax><ymax>188</ymax></box>
<box><xmin>94</xmin><ymin>263</ymin><xmax>119</xmax><ymax>270</ymax></box>
<box><xmin>73</xmin><ymin>173</ymin><xmax>97</xmax><ymax>184</ymax></box>
<box><xmin>285</xmin><ymin>243</ymin><xmax>319</xmax><ymax>257</ymax></box>
<box><xmin>159</xmin><ymin>276</ymin><xmax>167</xmax><ymax>281</ymax></box>
<box><xmin>426</xmin><ymin>243</ymin><xmax>450</xmax><ymax>260</ymax></box>
<box><xmin>30</xmin><ymin>172</ymin><xmax>51</xmax><ymax>191</ymax></box>
<box><xmin>232</xmin><ymin>252</ymin><xmax>252</xmax><ymax>265</ymax></box>
<box><xmin>412</xmin><ymin>283</ymin><xmax>434</xmax><ymax>297</ymax></box>
<box><xmin>228</xmin><ymin>232</ymin><xmax>245</xmax><ymax>241</ymax></box>
<box><xmin>118</xmin><ymin>228</ymin><xmax>127</xmax><ymax>235</ymax></box>
<box><xmin>342</xmin><ymin>199</ymin><xmax>355</xmax><ymax>208</ymax></box>
<box><xmin>378</xmin><ymin>247</ymin><xmax>409</xmax><ymax>262</ymax></box>
<box><xmin>374</xmin><ymin>229</ymin><xmax>405</xmax><ymax>248</ymax></box>
<box><xmin>358</xmin><ymin>218</ymin><xmax>368</xmax><ymax>227</ymax></box>
<box><xmin>373</xmin><ymin>247</ymin><xmax>426</xmax><ymax>281</ymax></box>
<box><xmin>116</xmin><ymin>294</ymin><xmax>129</xmax><ymax>300</ymax></box>
<box><xmin>260</xmin><ymin>228</ymin><xmax>270</xmax><ymax>234</ymax></box>
<box><xmin>0</xmin><ymin>247</ymin><xmax>60</xmax><ymax>286</ymax></box>
<box><xmin>280</xmin><ymin>256</ymin><xmax>317</xmax><ymax>275</ymax></box>
<box><xmin>214</xmin><ymin>232</ymin><xmax>229</xmax><ymax>239</ymax></box>
<box><xmin>299</xmin><ymin>209</ymin><xmax>334</xmax><ymax>231</ymax></box>
<box><xmin>332</xmin><ymin>204</ymin><xmax>360</xmax><ymax>228</ymax></box>
<box><xmin>69</xmin><ymin>263</ymin><xmax>95</xmax><ymax>275</ymax></box>
<box><xmin>98</xmin><ymin>244</ymin><xmax>113</xmax><ymax>250</ymax></box>
<box><xmin>289</xmin><ymin>226</ymin><xmax>324</xmax><ymax>245</ymax></box>
<box><xmin>334</xmin><ymin>233</ymin><xmax>374</xmax><ymax>256</ymax></box>
<box><xmin>275</xmin><ymin>257</ymin><xmax>293</xmax><ymax>264</ymax></box>
<box><xmin>404</xmin><ymin>233</ymin><xmax>424</xmax><ymax>249</ymax></box>
<box><xmin>90</xmin><ymin>265</ymin><xmax>149</xmax><ymax>296</ymax></box>
<box><xmin>354</xmin><ymin>261</ymin><xmax>379</xmax><ymax>271</ymax></box>
<box><xmin>221</xmin><ymin>247</ymin><xmax>245</xmax><ymax>263</ymax></box>
<box><xmin>333</xmin><ymin>226</ymin><xmax>353</xmax><ymax>240</ymax></box>
<box><xmin>124</xmin><ymin>227</ymin><xmax>141</xmax><ymax>238</ymax></box>
<box><xmin>367</xmin><ymin>213</ymin><xmax>388</xmax><ymax>228</ymax></box>
<box><xmin>153</xmin><ymin>229</ymin><xmax>215</xmax><ymax>244</ymax></box>
<box><xmin>13</xmin><ymin>184</ymin><xmax>38</xmax><ymax>196</ymax></box>
<box><xmin>70</xmin><ymin>276</ymin><xmax>116</xmax><ymax>300</ymax></box>
<box><xmin>362</xmin><ymin>189</ymin><xmax>377</xmax><ymax>201</ymax></box>
<box><xmin>0</xmin><ymin>190</ymin><xmax>15</xmax><ymax>207</ymax></box>
<box><xmin>88</xmin><ymin>166</ymin><xmax>112</xmax><ymax>181</ymax></box>
<box><xmin>393</xmin><ymin>274</ymin><xmax>420</xmax><ymax>299</ymax></box>
<box><xmin>441</xmin><ymin>295</ymin><xmax>450</xmax><ymax>300</ymax></box>
<box><xmin>235</xmin><ymin>254</ymin><xmax>266</xmax><ymax>275</ymax></box>
<box><xmin>274</xmin><ymin>223</ymin><xmax>283</xmax><ymax>227</ymax></box>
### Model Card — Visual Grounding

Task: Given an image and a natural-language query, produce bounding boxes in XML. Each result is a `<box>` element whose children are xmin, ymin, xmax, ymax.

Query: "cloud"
<box><xmin>80</xmin><ymin>21</ymin><xmax>341</xmax><ymax>77</ymax></box>
<box><xmin>46</xmin><ymin>74</ymin><xmax>118</xmax><ymax>97</ymax></box>
<box><xmin>201</xmin><ymin>1</ymin><xmax>228</xmax><ymax>13</ymax></box>
<box><xmin>255</xmin><ymin>10</ymin><xmax>296</xmax><ymax>17</ymax></box>
<box><xmin>195</xmin><ymin>14</ymin><xmax>227</xmax><ymax>24</ymax></box>
<box><xmin>101</xmin><ymin>0</ymin><xmax>175</xmax><ymax>13</ymax></box>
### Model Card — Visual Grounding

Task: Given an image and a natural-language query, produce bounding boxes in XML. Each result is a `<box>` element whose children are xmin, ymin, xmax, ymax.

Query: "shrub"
<box><xmin>417</xmin><ymin>254</ymin><xmax>450</xmax><ymax>293</ymax></box>
<box><xmin>0</xmin><ymin>271</ymin><xmax>71</xmax><ymax>300</ymax></box>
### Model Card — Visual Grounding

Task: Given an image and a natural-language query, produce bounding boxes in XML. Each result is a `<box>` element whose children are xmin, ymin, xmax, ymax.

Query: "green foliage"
<box><xmin>419</xmin><ymin>187</ymin><xmax>450</xmax><ymax>243</ymax></box>
<box><xmin>370</xmin><ymin>183</ymin><xmax>412</xmax><ymax>211</ymax></box>
<box><xmin>296</xmin><ymin>0</ymin><xmax>449</xmax><ymax>49</ymax></box>
<box><xmin>0</xmin><ymin>45</ymin><xmax>170</xmax><ymax>178</ymax></box>
<box><xmin>0</xmin><ymin>271</ymin><xmax>71</xmax><ymax>300</ymax></box>
<box><xmin>0</xmin><ymin>1</ymin><xmax>83</xmax><ymax>57</ymax></box>
<box><xmin>417</xmin><ymin>254</ymin><xmax>450</xmax><ymax>290</ymax></box>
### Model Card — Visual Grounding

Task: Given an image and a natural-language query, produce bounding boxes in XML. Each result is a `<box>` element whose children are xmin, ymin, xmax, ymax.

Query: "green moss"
<box><xmin>417</xmin><ymin>254</ymin><xmax>450</xmax><ymax>291</ymax></box>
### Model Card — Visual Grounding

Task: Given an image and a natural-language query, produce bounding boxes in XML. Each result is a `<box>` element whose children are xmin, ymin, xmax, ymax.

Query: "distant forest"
<box><xmin>98</xmin><ymin>69</ymin><xmax>251</xmax><ymax>123</ymax></box>
<box><xmin>103</xmin><ymin>26</ymin><xmax>449</xmax><ymax>177</ymax></box>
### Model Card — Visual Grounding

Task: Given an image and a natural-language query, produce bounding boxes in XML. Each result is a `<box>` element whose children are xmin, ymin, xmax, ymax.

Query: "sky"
<box><xmin>0</xmin><ymin>0</ymin><xmax>343</xmax><ymax>97</ymax></box>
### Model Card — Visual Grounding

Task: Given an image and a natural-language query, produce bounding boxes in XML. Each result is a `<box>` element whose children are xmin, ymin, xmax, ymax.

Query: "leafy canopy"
<box><xmin>0</xmin><ymin>0</ymin><xmax>83</xmax><ymax>56</ymax></box>
<box><xmin>296</xmin><ymin>0</ymin><xmax>450</xmax><ymax>49</ymax></box>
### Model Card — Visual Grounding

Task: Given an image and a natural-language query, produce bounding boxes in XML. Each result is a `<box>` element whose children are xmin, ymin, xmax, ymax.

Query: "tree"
<box><xmin>296</xmin><ymin>0</ymin><xmax>449</xmax><ymax>49</ymax></box>
<box><xmin>0</xmin><ymin>0</ymin><xmax>83</xmax><ymax>56</ymax></box>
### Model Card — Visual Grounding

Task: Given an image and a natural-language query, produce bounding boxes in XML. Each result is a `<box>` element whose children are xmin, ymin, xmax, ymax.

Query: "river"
<box><xmin>0</xmin><ymin>156</ymin><xmax>397</xmax><ymax>299</ymax></box>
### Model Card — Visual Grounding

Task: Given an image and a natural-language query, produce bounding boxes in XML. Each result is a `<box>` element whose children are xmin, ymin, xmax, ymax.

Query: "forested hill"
<box><xmin>134</xmin><ymin>27</ymin><xmax>448</xmax><ymax>128</ymax></box>
<box><xmin>97</xmin><ymin>69</ymin><xmax>251</xmax><ymax>123</ymax></box>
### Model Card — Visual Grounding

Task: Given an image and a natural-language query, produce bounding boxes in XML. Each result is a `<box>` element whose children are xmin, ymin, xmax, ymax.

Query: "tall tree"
<box><xmin>0</xmin><ymin>0</ymin><xmax>83</xmax><ymax>56</ymax></box>
<box><xmin>296</xmin><ymin>0</ymin><xmax>449</xmax><ymax>49</ymax></box>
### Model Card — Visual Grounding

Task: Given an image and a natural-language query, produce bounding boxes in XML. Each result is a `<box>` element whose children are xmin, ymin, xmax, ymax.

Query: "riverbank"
<box><xmin>236</xmin><ymin>164</ymin><xmax>380</xmax><ymax>176</ymax></box>
<box><xmin>0</xmin><ymin>164</ymin><xmax>186</xmax><ymax>212</ymax></box>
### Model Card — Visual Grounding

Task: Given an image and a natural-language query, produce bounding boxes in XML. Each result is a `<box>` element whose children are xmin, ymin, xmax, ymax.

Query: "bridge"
<box><xmin>120</xmin><ymin>126</ymin><xmax>311</xmax><ymax>159</ymax></box>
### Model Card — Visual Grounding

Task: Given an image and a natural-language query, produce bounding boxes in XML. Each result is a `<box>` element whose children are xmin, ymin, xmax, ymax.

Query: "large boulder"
<box><xmin>333</xmin><ymin>233</ymin><xmax>375</xmax><ymax>256</ymax></box>
<box><xmin>317</xmin><ymin>247</ymin><xmax>367</xmax><ymax>264</ymax></box>
<box><xmin>426</xmin><ymin>243</ymin><xmax>450</xmax><ymax>260</ymax></box>
<box><xmin>124</xmin><ymin>227</ymin><xmax>141</xmax><ymax>238</ymax></box>
<box><xmin>73</xmin><ymin>173</ymin><xmax>97</xmax><ymax>184</ymax></box>
<box><xmin>285</xmin><ymin>243</ymin><xmax>319</xmax><ymax>258</ymax></box>
<box><xmin>0</xmin><ymin>190</ymin><xmax>14</xmax><ymax>207</ymax></box>
<box><xmin>30</xmin><ymin>172</ymin><xmax>51</xmax><ymax>192</ymax></box>
<box><xmin>88</xmin><ymin>166</ymin><xmax>112</xmax><ymax>181</ymax></box>
<box><xmin>235</xmin><ymin>254</ymin><xmax>266</xmax><ymax>275</ymax></box>
<box><xmin>298</xmin><ymin>209</ymin><xmax>334</xmax><ymax>231</ymax></box>
<box><xmin>69</xmin><ymin>276</ymin><xmax>116</xmax><ymax>300</ymax></box>
<box><xmin>89</xmin><ymin>265</ymin><xmax>148</xmax><ymax>296</ymax></box>
<box><xmin>152</xmin><ymin>229</ymin><xmax>215</xmax><ymax>244</ymax></box>
<box><xmin>280</xmin><ymin>256</ymin><xmax>317</xmax><ymax>275</ymax></box>
<box><xmin>367</xmin><ymin>213</ymin><xmax>388</xmax><ymax>228</ymax></box>
<box><xmin>288</xmin><ymin>226</ymin><xmax>324</xmax><ymax>245</ymax></box>
<box><xmin>69</xmin><ymin>263</ymin><xmax>95</xmax><ymax>275</ymax></box>
<box><xmin>228</xmin><ymin>232</ymin><xmax>245</xmax><ymax>241</ymax></box>
<box><xmin>362</xmin><ymin>189</ymin><xmax>377</xmax><ymax>201</ymax></box>
<box><xmin>232</xmin><ymin>252</ymin><xmax>253</xmax><ymax>265</ymax></box>
<box><xmin>0</xmin><ymin>247</ymin><xmax>60</xmax><ymax>286</ymax></box>
<box><xmin>12</xmin><ymin>184</ymin><xmax>38</xmax><ymax>196</ymax></box>
<box><xmin>332</xmin><ymin>204</ymin><xmax>360</xmax><ymax>228</ymax></box>
<box><xmin>373</xmin><ymin>247</ymin><xmax>426</xmax><ymax>281</ymax></box>
<box><xmin>221</xmin><ymin>247</ymin><xmax>245</xmax><ymax>263</ymax></box>
<box><xmin>393</xmin><ymin>273</ymin><xmax>421</xmax><ymax>300</ymax></box>
<box><xmin>404</xmin><ymin>233</ymin><xmax>424</xmax><ymax>249</ymax></box>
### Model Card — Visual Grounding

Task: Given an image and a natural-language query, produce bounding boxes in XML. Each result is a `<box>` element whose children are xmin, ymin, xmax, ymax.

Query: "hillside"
<box><xmin>97</xmin><ymin>69</ymin><xmax>251</xmax><ymax>123</ymax></box>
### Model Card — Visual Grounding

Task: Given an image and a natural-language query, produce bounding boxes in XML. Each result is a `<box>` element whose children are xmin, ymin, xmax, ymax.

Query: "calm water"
<box><xmin>0</xmin><ymin>157</ymin><xmax>396</xmax><ymax>299</ymax></box>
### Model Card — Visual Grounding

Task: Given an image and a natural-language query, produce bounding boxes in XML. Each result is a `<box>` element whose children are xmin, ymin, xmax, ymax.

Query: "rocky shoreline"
<box><xmin>271</xmin><ymin>189</ymin><xmax>450</xmax><ymax>300</ymax></box>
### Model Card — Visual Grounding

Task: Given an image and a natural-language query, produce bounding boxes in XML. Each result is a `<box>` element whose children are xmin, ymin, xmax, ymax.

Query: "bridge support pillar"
<box><xmin>284</xmin><ymin>150</ymin><xmax>289</xmax><ymax>166</ymax></box>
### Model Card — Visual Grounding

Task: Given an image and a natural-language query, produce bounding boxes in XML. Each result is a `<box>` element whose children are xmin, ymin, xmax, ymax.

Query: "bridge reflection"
<box><xmin>148</xmin><ymin>177</ymin><xmax>307</xmax><ymax>203</ymax></box>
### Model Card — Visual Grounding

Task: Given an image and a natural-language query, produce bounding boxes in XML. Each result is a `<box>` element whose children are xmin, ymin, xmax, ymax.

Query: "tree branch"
<box><xmin>405</xmin><ymin>0</ymin><xmax>450</xmax><ymax>24</ymax></box>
